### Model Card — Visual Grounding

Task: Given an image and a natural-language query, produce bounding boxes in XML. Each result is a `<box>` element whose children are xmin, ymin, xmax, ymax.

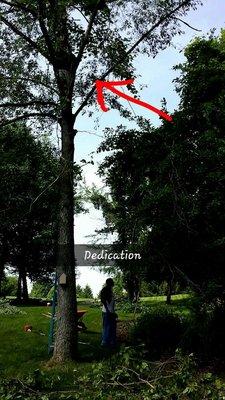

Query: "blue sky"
<box><xmin>74</xmin><ymin>0</ymin><xmax>225</xmax><ymax>295</ymax></box>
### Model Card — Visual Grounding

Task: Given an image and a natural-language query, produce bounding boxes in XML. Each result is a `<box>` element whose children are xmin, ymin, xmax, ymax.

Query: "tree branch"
<box><xmin>1</xmin><ymin>74</ymin><xmax>59</xmax><ymax>94</ymax></box>
<box><xmin>174</xmin><ymin>17</ymin><xmax>202</xmax><ymax>32</ymax></box>
<box><xmin>75</xmin><ymin>6</ymin><xmax>99</xmax><ymax>69</ymax></box>
<box><xmin>0</xmin><ymin>100</ymin><xmax>56</xmax><ymax>108</ymax></box>
<box><xmin>74</xmin><ymin>0</ymin><xmax>194</xmax><ymax>118</ymax></box>
<box><xmin>173</xmin><ymin>265</ymin><xmax>203</xmax><ymax>294</ymax></box>
<box><xmin>29</xmin><ymin>172</ymin><xmax>62</xmax><ymax>212</ymax></box>
<box><xmin>0</xmin><ymin>0</ymin><xmax>37</xmax><ymax>17</ymax></box>
<box><xmin>37</xmin><ymin>0</ymin><xmax>55</xmax><ymax>62</ymax></box>
<box><xmin>73</xmin><ymin>6</ymin><xmax>89</xmax><ymax>23</ymax></box>
<box><xmin>0</xmin><ymin>112</ymin><xmax>57</xmax><ymax>127</ymax></box>
<box><xmin>0</xmin><ymin>15</ymin><xmax>47</xmax><ymax>58</ymax></box>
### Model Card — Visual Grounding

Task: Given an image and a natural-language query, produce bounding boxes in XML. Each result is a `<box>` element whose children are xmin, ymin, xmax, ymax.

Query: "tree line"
<box><xmin>92</xmin><ymin>31</ymin><xmax>225</xmax><ymax>306</ymax></box>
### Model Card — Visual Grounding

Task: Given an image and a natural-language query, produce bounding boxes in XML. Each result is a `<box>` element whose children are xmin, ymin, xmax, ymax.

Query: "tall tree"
<box><xmin>0</xmin><ymin>0</ymin><xmax>203</xmax><ymax>361</ymax></box>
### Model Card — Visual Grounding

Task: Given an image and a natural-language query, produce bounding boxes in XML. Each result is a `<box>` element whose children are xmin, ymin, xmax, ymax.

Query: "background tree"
<box><xmin>0</xmin><ymin>123</ymin><xmax>60</xmax><ymax>300</ymax></box>
<box><xmin>76</xmin><ymin>284</ymin><xmax>84</xmax><ymax>298</ymax></box>
<box><xmin>0</xmin><ymin>275</ymin><xmax>17</xmax><ymax>297</ymax></box>
<box><xmin>75</xmin><ymin>284</ymin><xmax>93</xmax><ymax>298</ymax></box>
<box><xmin>112</xmin><ymin>272</ymin><xmax>125</xmax><ymax>298</ymax></box>
<box><xmin>96</xmin><ymin>30</ymin><xmax>225</xmax><ymax>303</ymax></box>
<box><xmin>82</xmin><ymin>284</ymin><xmax>93</xmax><ymax>299</ymax></box>
<box><xmin>0</xmin><ymin>0</ymin><xmax>203</xmax><ymax>361</ymax></box>
<box><xmin>30</xmin><ymin>280</ymin><xmax>53</xmax><ymax>299</ymax></box>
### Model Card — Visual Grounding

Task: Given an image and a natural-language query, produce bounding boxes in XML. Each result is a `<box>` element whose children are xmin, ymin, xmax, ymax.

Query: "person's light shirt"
<box><xmin>102</xmin><ymin>294</ymin><xmax>115</xmax><ymax>313</ymax></box>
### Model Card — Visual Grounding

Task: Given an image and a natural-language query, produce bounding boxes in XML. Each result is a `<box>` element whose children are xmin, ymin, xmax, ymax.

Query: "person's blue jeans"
<box><xmin>101</xmin><ymin>312</ymin><xmax>116</xmax><ymax>346</ymax></box>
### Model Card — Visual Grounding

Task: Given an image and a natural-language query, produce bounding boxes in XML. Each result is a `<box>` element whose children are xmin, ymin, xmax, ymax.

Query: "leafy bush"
<box><xmin>182</xmin><ymin>299</ymin><xmax>225</xmax><ymax>360</ymax></box>
<box><xmin>131</xmin><ymin>306</ymin><xmax>184</xmax><ymax>358</ymax></box>
<box><xmin>0</xmin><ymin>299</ymin><xmax>26</xmax><ymax>315</ymax></box>
<box><xmin>116</xmin><ymin>298</ymin><xmax>149</xmax><ymax>313</ymax></box>
<box><xmin>117</xmin><ymin>299</ymin><xmax>139</xmax><ymax>313</ymax></box>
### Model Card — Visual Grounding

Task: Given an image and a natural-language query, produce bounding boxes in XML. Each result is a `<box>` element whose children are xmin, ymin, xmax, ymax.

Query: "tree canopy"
<box><xmin>96</xmin><ymin>31</ymin><xmax>225</xmax><ymax>301</ymax></box>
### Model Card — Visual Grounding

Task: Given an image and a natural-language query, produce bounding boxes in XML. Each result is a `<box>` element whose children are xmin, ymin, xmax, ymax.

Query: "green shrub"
<box><xmin>0</xmin><ymin>299</ymin><xmax>26</xmax><ymax>315</ymax></box>
<box><xmin>131</xmin><ymin>306</ymin><xmax>183</xmax><ymax>358</ymax></box>
<box><xmin>116</xmin><ymin>298</ymin><xmax>149</xmax><ymax>314</ymax></box>
<box><xmin>182</xmin><ymin>300</ymin><xmax>225</xmax><ymax>361</ymax></box>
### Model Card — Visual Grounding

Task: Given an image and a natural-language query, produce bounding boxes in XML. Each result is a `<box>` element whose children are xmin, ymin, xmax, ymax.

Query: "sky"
<box><xmin>73</xmin><ymin>0</ymin><xmax>225</xmax><ymax>297</ymax></box>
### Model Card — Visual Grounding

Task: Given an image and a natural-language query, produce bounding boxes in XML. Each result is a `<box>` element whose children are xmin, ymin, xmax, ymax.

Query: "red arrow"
<box><xmin>95</xmin><ymin>79</ymin><xmax>173</xmax><ymax>122</ymax></box>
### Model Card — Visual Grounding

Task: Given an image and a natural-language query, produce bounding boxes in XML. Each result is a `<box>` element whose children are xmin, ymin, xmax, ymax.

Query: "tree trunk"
<box><xmin>52</xmin><ymin>108</ymin><xmax>77</xmax><ymax>362</ymax></box>
<box><xmin>0</xmin><ymin>263</ymin><xmax>4</xmax><ymax>297</ymax></box>
<box><xmin>125</xmin><ymin>272</ymin><xmax>135</xmax><ymax>302</ymax></box>
<box><xmin>21</xmin><ymin>266</ymin><xmax>28</xmax><ymax>302</ymax></box>
<box><xmin>17</xmin><ymin>272</ymin><xmax>22</xmax><ymax>301</ymax></box>
<box><xmin>0</xmin><ymin>236</ymin><xmax>7</xmax><ymax>297</ymax></box>
<box><xmin>166</xmin><ymin>279</ymin><xmax>172</xmax><ymax>305</ymax></box>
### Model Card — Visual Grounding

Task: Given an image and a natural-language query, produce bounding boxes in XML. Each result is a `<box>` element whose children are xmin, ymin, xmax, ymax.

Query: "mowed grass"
<box><xmin>141</xmin><ymin>294</ymin><xmax>192</xmax><ymax>316</ymax></box>
<box><xmin>0</xmin><ymin>294</ymin><xmax>191</xmax><ymax>380</ymax></box>
<box><xmin>0</xmin><ymin>306</ymin><xmax>50</xmax><ymax>376</ymax></box>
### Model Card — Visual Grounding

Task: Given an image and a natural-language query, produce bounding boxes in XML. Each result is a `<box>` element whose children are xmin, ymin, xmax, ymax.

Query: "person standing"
<box><xmin>100</xmin><ymin>278</ymin><xmax>117</xmax><ymax>346</ymax></box>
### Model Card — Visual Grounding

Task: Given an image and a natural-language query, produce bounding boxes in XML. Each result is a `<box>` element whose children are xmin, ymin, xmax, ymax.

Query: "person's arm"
<box><xmin>102</xmin><ymin>299</ymin><xmax>110</xmax><ymax>313</ymax></box>
<box><xmin>101</xmin><ymin>288</ymin><xmax>110</xmax><ymax>313</ymax></box>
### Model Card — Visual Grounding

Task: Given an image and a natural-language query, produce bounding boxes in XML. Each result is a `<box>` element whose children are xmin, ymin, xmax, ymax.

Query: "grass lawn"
<box><xmin>2</xmin><ymin>294</ymin><xmax>224</xmax><ymax>400</ymax></box>
<box><xmin>0</xmin><ymin>293</ymin><xmax>193</xmax><ymax>400</ymax></box>
<box><xmin>0</xmin><ymin>294</ymin><xmax>192</xmax><ymax>381</ymax></box>
<box><xmin>140</xmin><ymin>293</ymin><xmax>193</xmax><ymax>317</ymax></box>
<box><xmin>0</xmin><ymin>306</ymin><xmax>51</xmax><ymax>377</ymax></box>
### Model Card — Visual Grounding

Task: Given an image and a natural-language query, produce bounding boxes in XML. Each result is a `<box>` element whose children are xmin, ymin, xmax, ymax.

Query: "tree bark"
<box><xmin>17</xmin><ymin>272</ymin><xmax>22</xmax><ymax>301</ymax></box>
<box><xmin>0</xmin><ymin>236</ymin><xmax>7</xmax><ymax>297</ymax></box>
<box><xmin>52</xmin><ymin>107</ymin><xmax>77</xmax><ymax>362</ymax></box>
<box><xmin>49</xmin><ymin>11</ymin><xmax>78</xmax><ymax>359</ymax></box>
<box><xmin>166</xmin><ymin>279</ymin><xmax>172</xmax><ymax>305</ymax></box>
<box><xmin>0</xmin><ymin>262</ymin><xmax>4</xmax><ymax>297</ymax></box>
<box><xmin>21</xmin><ymin>265</ymin><xmax>28</xmax><ymax>302</ymax></box>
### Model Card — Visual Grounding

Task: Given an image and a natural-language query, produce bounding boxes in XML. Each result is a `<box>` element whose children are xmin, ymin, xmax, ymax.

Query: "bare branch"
<box><xmin>73</xmin><ymin>6</ymin><xmax>89</xmax><ymax>23</ymax></box>
<box><xmin>174</xmin><ymin>17</ymin><xmax>202</xmax><ymax>32</ymax></box>
<box><xmin>0</xmin><ymin>112</ymin><xmax>57</xmax><ymax>127</ymax></box>
<box><xmin>75</xmin><ymin>6</ymin><xmax>99</xmax><ymax>69</ymax></box>
<box><xmin>77</xmin><ymin>129</ymin><xmax>103</xmax><ymax>138</ymax></box>
<box><xmin>29</xmin><ymin>172</ymin><xmax>62</xmax><ymax>212</ymax></box>
<box><xmin>173</xmin><ymin>265</ymin><xmax>203</xmax><ymax>294</ymax></box>
<box><xmin>74</xmin><ymin>0</ymin><xmax>195</xmax><ymax>118</ymax></box>
<box><xmin>119</xmin><ymin>366</ymin><xmax>154</xmax><ymax>389</ymax></box>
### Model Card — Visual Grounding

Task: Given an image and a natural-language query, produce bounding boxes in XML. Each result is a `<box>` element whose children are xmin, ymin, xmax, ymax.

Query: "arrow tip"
<box><xmin>95</xmin><ymin>80</ymin><xmax>109</xmax><ymax>112</ymax></box>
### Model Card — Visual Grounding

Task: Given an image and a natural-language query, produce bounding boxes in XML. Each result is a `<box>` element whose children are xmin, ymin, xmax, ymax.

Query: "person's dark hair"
<box><xmin>106</xmin><ymin>278</ymin><xmax>114</xmax><ymax>287</ymax></box>
<box><xmin>100</xmin><ymin>278</ymin><xmax>114</xmax><ymax>303</ymax></box>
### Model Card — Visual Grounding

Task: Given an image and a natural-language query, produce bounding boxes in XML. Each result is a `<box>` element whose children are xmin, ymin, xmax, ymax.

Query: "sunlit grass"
<box><xmin>0</xmin><ymin>294</ymin><xmax>193</xmax><ymax>379</ymax></box>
